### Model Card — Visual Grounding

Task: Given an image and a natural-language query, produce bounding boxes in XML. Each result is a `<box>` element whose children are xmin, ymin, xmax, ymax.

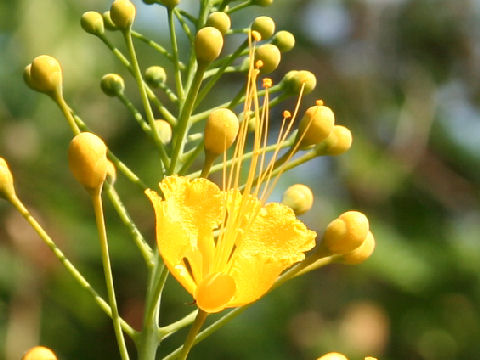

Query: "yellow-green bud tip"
<box><xmin>154</xmin><ymin>119</ymin><xmax>172</xmax><ymax>144</ymax></box>
<box><xmin>102</xmin><ymin>11</ymin><xmax>117</xmax><ymax>30</ymax></box>
<box><xmin>68</xmin><ymin>132</ymin><xmax>109</xmax><ymax>190</ymax></box>
<box><xmin>0</xmin><ymin>157</ymin><xmax>16</xmax><ymax>200</ymax></box>
<box><xmin>273</xmin><ymin>30</ymin><xmax>295</xmax><ymax>52</ymax></box>
<box><xmin>282</xmin><ymin>184</ymin><xmax>314</xmax><ymax>215</ymax></box>
<box><xmin>195</xmin><ymin>27</ymin><xmax>224</xmax><ymax>64</ymax></box>
<box><xmin>28</xmin><ymin>55</ymin><xmax>63</xmax><ymax>94</ymax></box>
<box><xmin>100</xmin><ymin>73</ymin><xmax>125</xmax><ymax>97</ymax></box>
<box><xmin>317</xmin><ymin>353</ymin><xmax>348</xmax><ymax>360</ymax></box>
<box><xmin>204</xmin><ymin>108</ymin><xmax>239</xmax><ymax>155</ymax></box>
<box><xmin>324</xmin><ymin>125</ymin><xmax>352</xmax><ymax>155</ymax></box>
<box><xmin>81</xmin><ymin>11</ymin><xmax>105</xmax><ymax>35</ymax></box>
<box><xmin>22</xmin><ymin>346</ymin><xmax>57</xmax><ymax>360</ymax></box>
<box><xmin>341</xmin><ymin>231</ymin><xmax>375</xmax><ymax>265</ymax></box>
<box><xmin>322</xmin><ymin>210</ymin><xmax>370</xmax><ymax>255</ymax></box>
<box><xmin>251</xmin><ymin>16</ymin><xmax>276</xmax><ymax>40</ymax></box>
<box><xmin>254</xmin><ymin>44</ymin><xmax>281</xmax><ymax>74</ymax></box>
<box><xmin>110</xmin><ymin>0</ymin><xmax>136</xmax><ymax>30</ymax></box>
<box><xmin>143</xmin><ymin>0</ymin><xmax>180</xmax><ymax>7</ymax></box>
<box><xmin>144</xmin><ymin>66</ymin><xmax>167</xmax><ymax>88</ymax></box>
<box><xmin>251</xmin><ymin>0</ymin><xmax>273</xmax><ymax>6</ymax></box>
<box><xmin>206</xmin><ymin>12</ymin><xmax>231</xmax><ymax>35</ymax></box>
<box><xmin>282</xmin><ymin>70</ymin><xmax>317</xmax><ymax>95</ymax></box>
<box><xmin>298</xmin><ymin>103</ymin><xmax>335</xmax><ymax>147</ymax></box>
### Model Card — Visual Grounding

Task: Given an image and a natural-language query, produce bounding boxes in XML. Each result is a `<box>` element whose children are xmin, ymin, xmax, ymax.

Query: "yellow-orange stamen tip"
<box><xmin>255</xmin><ymin>60</ymin><xmax>264</xmax><ymax>69</ymax></box>
<box><xmin>316</xmin><ymin>99</ymin><xmax>324</xmax><ymax>106</ymax></box>
<box><xmin>262</xmin><ymin>78</ymin><xmax>273</xmax><ymax>88</ymax></box>
<box><xmin>251</xmin><ymin>30</ymin><xmax>262</xmax><ymax>42</ymax></box>
<box><xmin>283</xmin><ymin>110</ymin><xmax>292</xmax><ymax>119</ymax></box>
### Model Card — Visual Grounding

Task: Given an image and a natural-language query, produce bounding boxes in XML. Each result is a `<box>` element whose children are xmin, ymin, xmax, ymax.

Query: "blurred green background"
<box><xmin>1</xmin><ymin>0</ymin><xmax>480</xmax><ymax>359</ymax></box>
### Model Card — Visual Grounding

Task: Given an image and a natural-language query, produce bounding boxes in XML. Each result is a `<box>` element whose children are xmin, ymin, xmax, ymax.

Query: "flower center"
<box><xmin>195</xmin><ymin>272</ymin><xmax>236</xmax><ymax>313</ymax></box>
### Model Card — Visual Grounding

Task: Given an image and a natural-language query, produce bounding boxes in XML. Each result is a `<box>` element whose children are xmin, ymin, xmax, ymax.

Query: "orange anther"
<box><xmin>262</xmin><ymin>78</ymin><xmax>273</xmax><ymax>88</ymax></box>
<box><xmin>316</xmin><ymin>99</ymin><xmax>324</xmax><ymax>106</ymax></box>
<box><xmin>251</xmin><ymin>30</ymin><xmax>262</xmax><ymax>42</ymax></box>
<box><xmin>255</xmin><ymin>60</ymin><xmax>264</xmax><ymax>69</ymax></box>
<box><xmin>283</xmin><ymin>110</ymin><xmax>292</xmax><ymax>119</ymax></box>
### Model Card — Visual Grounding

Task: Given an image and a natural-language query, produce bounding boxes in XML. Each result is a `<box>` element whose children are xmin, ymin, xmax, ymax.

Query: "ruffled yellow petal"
<box><xmin>146</xmin><ymin>176</ymin><xmax>222</xmax><ymax>295</ymax></box>
<box><xmin>228</xmin><ymin>202</ymin><xmax>317</xmax><ymax>306</ymax></box>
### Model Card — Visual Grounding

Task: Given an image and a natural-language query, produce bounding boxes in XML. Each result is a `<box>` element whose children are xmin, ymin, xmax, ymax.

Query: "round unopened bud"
<box><xmin>252</xmin><ymin>0</ymin><xmax>273</xmax><ymax>6</ymax></box>
<box><xmin>22</xmin><ymin>346</ymin><xmax>57</xmax><ymax>360</ymax></box>
<box><xmin>273</xmin><ymin>30</ymin><xmax>295</xmax><ymax>52</ymax></box>
<box><xmin>144</xmin><ymin>66</ymin><xmax>167</xmax><ymax>88</ymax></box>
<box><xmin>157</xmin><ymin>0</ymin><xmax>180</xmax><ymax>7</ymax></box>
<box><xmin>154</xmin><ymin>119</ymin><xmax>172</xmax><ymax>144</ymax></box>
<box><xmin>298</xmin><ymin>104</ymin><xmax>335</xmax><ymax>147</ymax></box>
<box><xmin>29</xmin><ymin>55</ymin><xmax>63</xmax><ymax>93</ymax></box>
<box><xmin>317</xmin><ymin>353</ymin><xmax>348</xmax><ymax>360</ymax></box>
<box><xmin>0</xmin><ymin>157</ymin><xmax>16</xmax><ymax>200</ymax></box>
<box><xmin>282</xmin><ymin>184</ymin><xmax>314</xmax><ymax>215</ymax></box>
<box><xmin>68</xmin><ymin>132</ymin><xmax>109</xmax><ymax>190</ymax></box>
<box><xmin>341</xmin><ymin>231</ymin><xmax>375</xmax><ymax>265</ymax></box>
<box><xmin>251</xmin><ymin>16</ymin><xmax>275</xmax><ymax>40</ymax></box>
<box><xmin>255</xmin><ymin>44</ymin><xmax>281</xmax><ymax>74</ymax></box>
<box><xmin>324</xmin><ymin>125</ymin><xmax>352</xmax><ymax>155</ymax></box>
<box><xmin>101</xmin><ymin>74</ymin><xmax>125</xmax><ymax>97</ymax></box>
<box><xmin>195</xmin><ymin>27</ymin><xmax>224</xmax><ymax>64</ymax></box>
<box><xmin>204</xmin><ymin>108</ymin><xmax>239</xmax><ymax>155</ymax></box>
<box><xmin>81</xmin><ymin>11</ymin><xmax>105</xmax><ymax>35</ymax></box>
<box><xmin>102</xmin><ymin>11</ymin><xmax>117</xmax><ymax>30</ymax></box>
<box><xmin>206</xmin><ymin>12</ymin><xmax>231</xmax><ymax>35</ymax></box>
<box><xmin>282</xmin><ymin>70</ymin><xmax>317</xmax><ymax>95</ymax></box>
<box><xmin>110</xmin><ymin>0</ymin><xmax>136</xmax><ymax>30</ymax></box>
<box><xmin>322</xmin><ymin>211</ymin><xmax>370</xmax><ymax>255</ymax></box>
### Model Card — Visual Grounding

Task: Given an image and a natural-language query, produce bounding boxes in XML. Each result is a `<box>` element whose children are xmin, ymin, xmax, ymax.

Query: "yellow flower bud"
<box><xmin>298</xmin><ymin>102</ymin><xmax>335</xmax><ymax>147</ymax></box>
<box><xmin>251</xmin><ymin>16</ymin><xmax>275</xmax><ymax>40</ymax></box>
<box><xmin>22</xmin><ymin>346</ymin><xmax>57</xmax><ymax>360</ymax></box>
<box><xmin>100</xmin><ymin>74</ymin><xmax>125</xmax><ymax>97</ymax></box>
<box><xmin>252</xmin><ymin>0</ymin><xmax>273</xmax><ymax>6</ymax></box>
<box><xmin>29</xmin><ymin>55</ymin><xmax>63</xmax><ymax>94</ymax></box>
<box><xmin>154</xmin><ymin>0</ymin><xmax>180</xmax><ymax>7</ymax></box>
<box><xmin>102</xmin><ymin>11</ymin><xmax>117</xmax><ymax>30</ymax></box>
<box><xmin>322</xmin><ymin>211</ymin><xmax>370</xmax><ymax>255</ymax></box>
<box><xmin>365</xmin><ymin>357</ymin><xmax>378</xmax><ymax>360</ymax></box>
<box><xmin>0</xmin><ymin>157</ymin><xmax>16</xmax><ymax>200</ymax></box>
<box><xmin>282</xmin><ymin>184</ymin><xmax>314</xmax><ymax>215</ymax></box>
<box><xmin>195</xmin><ymin>27</ymin><xmax>224</xmax><ymax>64</ymax></box>
<box><xmin>80</xmin><ymin>11</ymin><xmax>105</xmax><ymax>35</ymax></box>
<box><xmin>273</xmin><ymin>30</ymin><xmax>295</xmax><ymax>52</ymax></box>
<box><xmin>144</xmin><ymin>66</ymin><xmax>167</xmax><ymax>88</ymax></box>
<box><xmin>204</xmin><ymin>108</ymin><xmax>239</xmax><ymax>155</ymax></box>
<box><xmin>255</xmin><ymin>44</ymin><xmax>281</xmax><ymax>74</ymax></box>
<box><xmin>324</xmin><ymin>125</ymin><xmax>352</xmax><ymax>155</ymax></box>
<box><xmin>110</xmin><ymin>0</ymin><xmax>136</xmax><ymax>30</ymax></box>
<box><xmin>68</xmin><ymin>132</ymin><xmax>109</xmax><ymax>190</ymax></box>
<box><xmin>282</xmin><ymin>70</ymin><xmax>317</xmax><ymax>95</ymax></box>
<box><xmin>154</xmin><ymin>119</ymin><xmax>172</xmax><ymax>144</ymax></box>
<box><xmin>206</xmin><ymin>12</ymin><xmax>231</xmax><ymax>35</ymax></box>
<box><xmin>317</xmin><ymin>353</ymin><xmax>348</xmax><ymax>360</ymax></box>
<box><xmin>341</xmin><ymin>231</ymin><xmax>375</xmax><ymax>265</ymax></box>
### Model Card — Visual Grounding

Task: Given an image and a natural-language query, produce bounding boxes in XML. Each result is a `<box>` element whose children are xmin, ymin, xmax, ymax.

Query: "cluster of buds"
<box><xmin>322</xmin><ymin>211</ymin><xmax>375</xmax><ymax>264</ymax></box>
<box><xmin>317</xmin><ymin>353</ymin><xmax>378</xmax><ymax>360</ymax></box>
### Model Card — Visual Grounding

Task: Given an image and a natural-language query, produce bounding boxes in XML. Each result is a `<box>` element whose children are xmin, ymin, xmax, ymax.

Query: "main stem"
<box><xmin>91</xmin><ymin>187</ymin><xmax>130</xmax><ymax>360</ymax></box>
<box><xmin>137</xmin><ymin>257</ymin><xmax>169</xmax><ymax>360</ymax></box>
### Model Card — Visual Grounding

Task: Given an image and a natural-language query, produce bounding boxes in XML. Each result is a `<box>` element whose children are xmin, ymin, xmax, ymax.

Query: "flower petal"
<box><xmin>145</xmin><ymin>176</ymin><xmax>223</xmax><ymax>294</ymax></box>
<box><xmin>228</xmin><ymin>202</ymin><xmax>317</xmax><ymax>306</ymax></box>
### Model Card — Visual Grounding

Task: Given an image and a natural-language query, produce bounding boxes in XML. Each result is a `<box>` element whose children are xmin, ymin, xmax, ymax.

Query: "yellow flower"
<box><xmin>146</xmin><ymin>39</ymin><xmax>317</xmax><ymax>313</ymax></box>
